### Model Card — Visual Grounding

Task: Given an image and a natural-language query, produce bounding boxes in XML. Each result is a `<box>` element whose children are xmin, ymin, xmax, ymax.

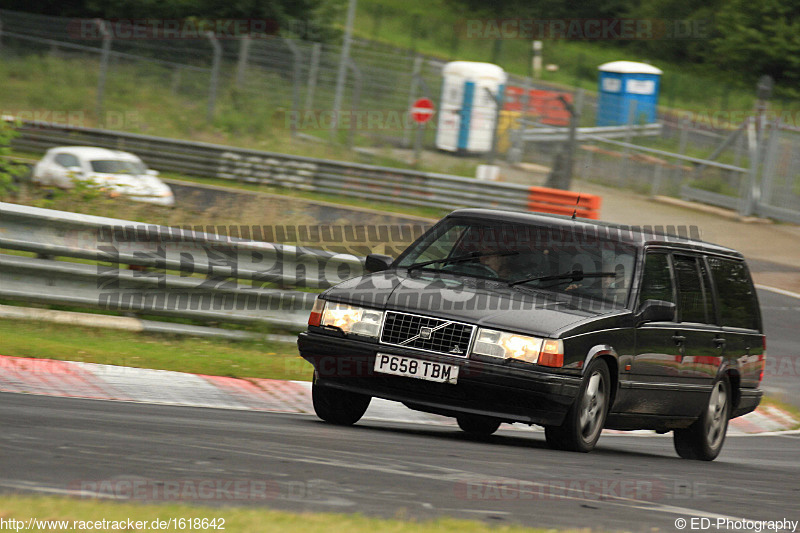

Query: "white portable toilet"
<box><xmin>436</xmin><ymin>61</ymin><xmax>507</xmax><ymax>153</ymax></box>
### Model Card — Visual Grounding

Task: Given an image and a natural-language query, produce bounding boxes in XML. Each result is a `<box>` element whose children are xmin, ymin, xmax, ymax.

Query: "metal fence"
<box><xmin>0</xmin><ymin>9</ymin><xmax>452</xmax><ymax>147</ymax></box>
<box><xmin>751</xmin><ymin>121</ymin><xmax>800</xmax><ymax>223</ymax></box>
<box><xmin>2</xmin><ymin>9</ymin><xmax>799</xmax><ymax>223</ymax></box>
<box><xmin>522</xmin><ymin>92</ymin><xmax>800</xmax><ymax>223</ymax></box>
<box><xmin>0</xmin><ymin>201</ymin><xmax>365</xmax><ymax>331</ymax></box>
<box><xmin>0</xmin><ymin>9</ymin><xmax>571</xmax><ymax>149</ymax></box>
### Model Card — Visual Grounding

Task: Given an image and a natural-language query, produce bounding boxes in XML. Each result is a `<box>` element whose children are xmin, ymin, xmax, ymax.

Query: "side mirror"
<box><xmin>66</xmin><ymin>166</ymin><xmax>84</xmax><ymax>177</ymax></box>
<box><xmin>637</xmin><ymin>299</ymin><xmax>676</xmax><ymax>324</ymax></box>
<box><xmin>146</xmin><ymin>169</ymin><xmax>159</xmax><ymax>176</ymax></box>
<box><xmin>365</xmin><ymin>253</ymin><xmax>394</xmax><ymax>273</ymax></box>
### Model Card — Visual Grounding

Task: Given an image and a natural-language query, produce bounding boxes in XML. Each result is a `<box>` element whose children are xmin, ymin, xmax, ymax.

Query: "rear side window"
<box><xmin>708</xmin><ymin>258</ymin><xmax>759</xmax><ymax>330</ymax></box>
<box><xmin>672</xmin><ymin>255</ymin><xmax>709</xmax><ymax>324</ymax></box>
<box><xmin>638</xmin><ymin>252</ymin><xmax>674</xmax><ymax>307</ymax></box>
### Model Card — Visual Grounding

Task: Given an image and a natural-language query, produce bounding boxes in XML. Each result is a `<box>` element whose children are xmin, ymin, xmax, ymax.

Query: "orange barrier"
<box><xmin>527</xmin><ymin>186</ymin><xmax>602</xmax><ymax>219</ymax></box>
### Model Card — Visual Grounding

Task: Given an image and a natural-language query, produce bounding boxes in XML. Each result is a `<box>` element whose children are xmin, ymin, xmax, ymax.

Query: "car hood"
<box><xmin>323</xmin><ymin>270</ymin><xmax>620</xmax><ymax>337</ymax></box>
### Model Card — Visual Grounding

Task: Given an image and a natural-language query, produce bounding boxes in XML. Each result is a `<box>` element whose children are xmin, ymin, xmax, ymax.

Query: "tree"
<box><xmin>0</xmin><ymin>121</ymin><xmax>26</xmax><ymax>198</ymax></box>
<box><xmin>2</xmin><ymin>0</ymin><xmax>345</xmax><ymax>41</ymax></box>
<box><xmin>710</xmin><ymin>0</ymin><xmax>800</xmax><ymax>91</ymax></box>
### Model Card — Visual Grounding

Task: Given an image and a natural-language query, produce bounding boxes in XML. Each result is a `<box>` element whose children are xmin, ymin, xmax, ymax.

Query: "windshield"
<box><xmin>90</xmin><ymin>159</ymin><xmax>146</xmax><ymax>175</ymax></box>
<box><xmin>396</xmin><ymin>218</ymin><xmax>637</xmax><ymax>306</ymax></box>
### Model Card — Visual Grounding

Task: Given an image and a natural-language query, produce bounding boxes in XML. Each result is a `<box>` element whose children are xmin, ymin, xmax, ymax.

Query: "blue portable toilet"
<box><xmin>436</xmin><ymin>61</ymin><xmax>506</xmax><ymax>153</ymax></box>
<box><xmin>596</xmin><ymin>61</ymin><xmax>662</xmax><ymax>126</ymax></box>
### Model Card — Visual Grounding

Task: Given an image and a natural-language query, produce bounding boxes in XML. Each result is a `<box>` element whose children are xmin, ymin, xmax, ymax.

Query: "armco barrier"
<box><xmin>527</xmin><ymin>186</ymin><xmax>602</xmax><ymax>219</ymax></box>
<box><xmin>0</xmin><ymin>202</ymin><xmax>364</xmax><ymax>330</ymax></box>
<box><xmin>9</xmin><ymin>118</ymin><xmax>602</xmax><ymax>218</ymax></box>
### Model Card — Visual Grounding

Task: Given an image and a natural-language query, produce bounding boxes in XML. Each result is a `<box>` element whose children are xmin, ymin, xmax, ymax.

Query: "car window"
<box><xmin>90</xmin><ymin>159</ymin><xmax>140</xmax><ymax>174</ymax></box>
<box><xmin>396</xmin><ymin>219</ymin><xmax>636</xmax><ymax>305</ymax></box>
<box><xmin>673</xmin><ymin>255</ymin><xmax>708</xmax><ymax>324</ymax></box>
<box><xmin>638</xmin><ymin>252</ymin><xmax>674</xmax><ymax>307</ymax></box>
<box><xmin>708</xmin><ymin>257</ymin><xmax>759</xmax><ymax>330</ymax></box>
<box><xmin>54</xmin><ymin>153</ymin><xmax>80</xmax><ymax>168</ymax></box>
<box><xmin>698</xmin><ymin>258</ymin><xmax>716</xmax><ymax>324</ymax></box>
<box><xmin>407</xmin><ymin>223</ymin><xmax>468</xmax><ymax>265</ymax></box>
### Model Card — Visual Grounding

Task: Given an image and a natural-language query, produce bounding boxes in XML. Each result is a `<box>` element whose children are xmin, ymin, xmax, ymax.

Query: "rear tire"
<box><xmin>544</xmin><ymin>359</ymin><xmax>610</xmax><ymax>452</ymax></box>
<box><xmin>673</xmin><ymin>378</ymin><xmax>730</xmax><ymax>461</ymax></box>
<box><xmin>311</xmin><ymin>372</ymin><xmax>371</xmax><ymax>426</ymax></box>
<box><xmin>456</xmin><ymin>414</ymin><xmax>501</xmax><ymax>437</ymax></box>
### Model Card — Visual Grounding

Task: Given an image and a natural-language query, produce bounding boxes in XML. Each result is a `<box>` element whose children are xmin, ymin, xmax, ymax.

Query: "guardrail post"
<box><xmin>205</xmin><ymin>31</ymin><xmax>222</xmax><ymax>123</ymax></box>
<box><xmin>94</xmin><ymin>19</ymin><xmax>112</xmax><ymax>126</ymax></box>
<box><xmin>757</xmin><ymin>118</ymin><xmax>780</xmax><ymax>216</ymax></box>
<box><xmin>562</xmin><ymin>88</ymin><xmax>582</xmax><ymax>190</ymax></box>
<box><xmin>740</xmin><ymin>117</ymin><xmax>758</xmax><ymax>216</ymax></box>
<box><xmin>545</xmin><ymin>89</ymin><xmax>582</xmax><ymax>190</ymax></box>
<box><xmin>507</xmin><ymin>76</ymin><xmax>532</xmax><ymax>165</ymax></box>
<box><xmin>650</xmin><ymin>160</ymin><xmax>664</xmax><ymax>197</ymax></box>
<box><xmin>671</xmin><ymin>115</ymin><xmax>689</xmax><ymax>192</ymax></box>
<box><xmin>485</xmin><ymin>85</ymin><xmax>506</xmax><ymax>165</ymax></box>
<box><xmin>620</xmin><ymin>99</ymin><xmax>637</xmax><ymax>182</ymax></box>
<box><xmin>305</xmin><ymin>42</ymin><xmax>321</xmax><ymax>111</ymax></box>
<box><xmin>346</xmin><ymin>58</ymin><xmax>362</xmax><ymax>149</ymax></box>
<box><xmin>330</xmin><ymin>0</ymin><xmax>358</xmax><ymax>143</ymax></box>
<box><xmin>741</xmin><ymin>76</ymin><xmax>774</xmax><ymax>216</ymax></box>
<box><xmin>171</xmin><ymin>66</ymin><xmax>183</xmax><ymax>95</ymax></box>
<box><xmin>283</xmin><ymin>38</ymin><xmax>302</xmax><ymax>138</ymax></box>
<box><xmin>403</xmin><ymin>55</ymin><xmax>423</xmax><ymax>148</ymax></box>
<box><xmin>235</xmin><ymin>35</ymin><xmax>251</xmax><ymax>88</ymax></box>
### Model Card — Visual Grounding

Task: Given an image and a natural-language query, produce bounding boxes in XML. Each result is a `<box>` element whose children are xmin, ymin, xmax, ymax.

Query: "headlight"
<box><xmin>313</xmin><ymin>301</ymin><xmax>384</xmax><ymax>338</ymax></box>
<box><xmin>472</xmin><ymin>328</ymin><xmax>563</xmax><ymax>367</ymax></box>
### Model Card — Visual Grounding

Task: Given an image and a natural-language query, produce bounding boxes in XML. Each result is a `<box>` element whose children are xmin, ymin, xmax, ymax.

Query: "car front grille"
<box><xmin>380</xmin><ymin>311</ymin><xmax>474</xmax><ymax>357</ymax></box>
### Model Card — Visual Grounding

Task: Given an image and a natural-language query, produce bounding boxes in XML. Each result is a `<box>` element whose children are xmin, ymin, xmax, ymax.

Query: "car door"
<box><xmin>707</xmin><ymin>257</ymin><xmax>764</xmax><ymax>389</ymax></box>
<box><xmin>670</xmin><ymin>253</ymin><xmax>722</xmax><ymax>415</ymax></box>
<box><xmin>626</xmin><ymin>250</ymin><xmax>685</xmax><ymax>415</ymax></box>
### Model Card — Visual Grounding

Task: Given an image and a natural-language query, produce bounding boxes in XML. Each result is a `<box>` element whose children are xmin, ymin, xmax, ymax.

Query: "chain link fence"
<box><xmin>1</xmin><ymin>8</ymin><xmax>799</xmax><ymax>223</ymax></box>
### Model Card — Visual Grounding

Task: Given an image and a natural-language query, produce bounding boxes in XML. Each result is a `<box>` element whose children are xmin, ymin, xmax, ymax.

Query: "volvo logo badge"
<box><xmin>419</xmin><ymin>327</ymin><xmax>433</xmax><ymax>339</ymax></box>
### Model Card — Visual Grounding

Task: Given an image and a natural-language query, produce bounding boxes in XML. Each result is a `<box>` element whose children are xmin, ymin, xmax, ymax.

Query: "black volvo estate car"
<box><xmin>297</xmin><ymin>209</ymin><xmax>765</xmax><ymax>460</ymax></box>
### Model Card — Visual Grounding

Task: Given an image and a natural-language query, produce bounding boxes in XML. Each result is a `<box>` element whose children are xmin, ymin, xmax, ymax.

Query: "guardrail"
<box><xmin>520</xmin><ymin>123</ymin><xmax>662</xmax><ymax>143</ymax></box>
<box><xmin>8</xmin><ymin>118</ymin><xmax>601</xmax><ymax>217</ymax></box>
<box><xmin>0</xmin><ymin>202</ymin><xmax>365</xmax><ymax>331</ymax></box>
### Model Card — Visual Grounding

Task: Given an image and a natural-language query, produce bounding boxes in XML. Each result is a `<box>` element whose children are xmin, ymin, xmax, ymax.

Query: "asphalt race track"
<box><xmin>0</xmin><ymin>393</ymin><xmax>798</xmax><ymax>530</ymax></box>
<box><xmin>1</xmin><ymin>274</ymin><xmax>798</xmax><ymax>529</ymax></box>
<box><xmin>758</xmin><ymin>288</ymin><xmax>800</xmax><ymax>409</ymax></box>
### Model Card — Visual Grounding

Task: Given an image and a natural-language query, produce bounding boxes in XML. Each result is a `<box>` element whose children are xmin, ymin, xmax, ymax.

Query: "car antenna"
<box><xmin>572</xmin><ymin>194</ymin><xmax>581</xmax><ymax>220</ymax></box>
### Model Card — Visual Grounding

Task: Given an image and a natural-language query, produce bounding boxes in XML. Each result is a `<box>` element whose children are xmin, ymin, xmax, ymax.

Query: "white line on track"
<box><xmin>756</xmin><ymin>284</ymin><xmax>800</xmax><ymax>300</ymax></box>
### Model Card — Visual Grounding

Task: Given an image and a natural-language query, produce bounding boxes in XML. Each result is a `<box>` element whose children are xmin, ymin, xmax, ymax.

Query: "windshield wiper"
<box><xmin>509</xmin><ymin>270</ymin><xmax>615</xmax><ymax>287</ymax></box>
<box><xmin>406</xmin><ymin>250</ymin><xmax>519</xmax><ymax>272</ymax></box>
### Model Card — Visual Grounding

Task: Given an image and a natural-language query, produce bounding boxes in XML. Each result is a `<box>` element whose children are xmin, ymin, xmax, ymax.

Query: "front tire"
<box><xmin>457</xmin><ymin>414</ymin><xmax>501</xmax><ymax>437</ymax></box>
<box><xmin>311</xmin><ymin>372</ymin><xmax>371</xmax><ymax>426</ymax></box>
<box><xmin>545</xmin><ymin>359</ymin><xmax>610</xmax><ymax>452</ymax></box>
<box><xmin>673</xmin><ymin>378</ymin><xmax>730</xmax><ymax>461</ymax></box>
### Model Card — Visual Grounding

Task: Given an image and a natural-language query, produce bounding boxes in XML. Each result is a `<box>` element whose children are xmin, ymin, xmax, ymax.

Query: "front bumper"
<box><xmin>298</xmin><ymin>330</ymin><xmax>582</xmax><ymax>426</ymax></box>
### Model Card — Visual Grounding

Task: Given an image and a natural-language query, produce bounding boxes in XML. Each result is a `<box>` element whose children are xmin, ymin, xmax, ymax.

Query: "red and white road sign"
<box><xmin>410</xmin><ymin>97</ymin><xmax>435</xmax><ymax>123</ymax></box>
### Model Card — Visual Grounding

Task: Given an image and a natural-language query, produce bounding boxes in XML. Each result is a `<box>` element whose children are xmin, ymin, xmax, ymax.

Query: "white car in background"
<box><xmin>32</xmin><ymin>146</ymin><xmax>175</xmax><ymax>206</ymax></box>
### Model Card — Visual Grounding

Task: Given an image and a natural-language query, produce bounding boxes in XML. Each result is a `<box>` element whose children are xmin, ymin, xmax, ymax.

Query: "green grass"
<box><xmin>0</xmin><ymin>319</ymin><xmax>313</xmax><ymax>381</ymax></box>
<box><xmin>0</xmin><ymin>495</ymin><xmax>550</xmax><ymax>533</ymax></box>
